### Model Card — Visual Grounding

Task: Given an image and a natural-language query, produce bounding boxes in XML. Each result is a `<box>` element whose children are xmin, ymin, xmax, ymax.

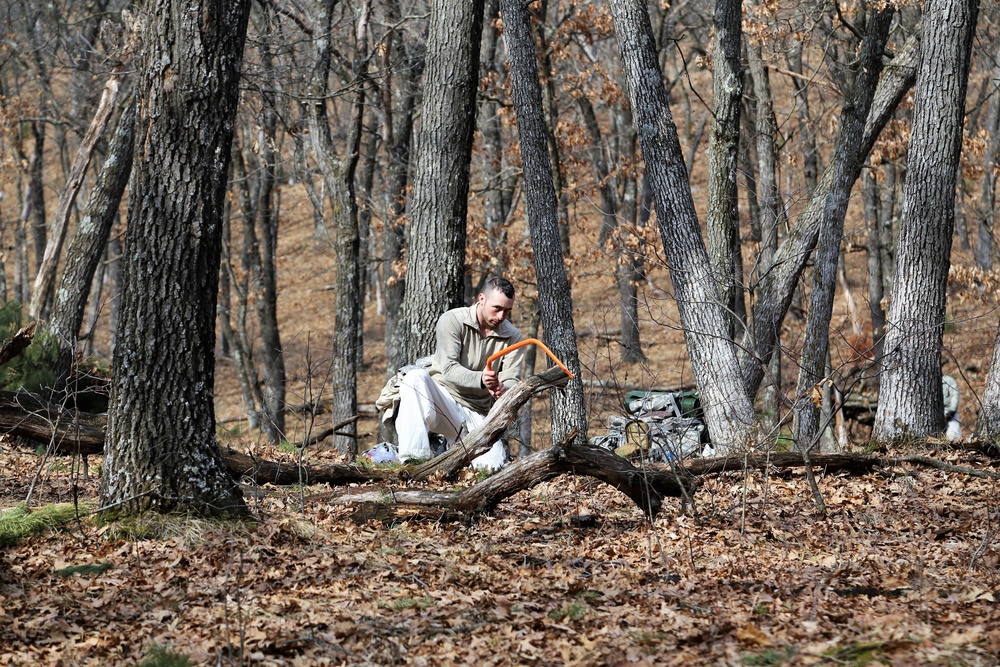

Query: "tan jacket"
<box><xmin>429</xmin><ymin>304</ymin><xmax>525</xmax><ymax>414</ymax></box>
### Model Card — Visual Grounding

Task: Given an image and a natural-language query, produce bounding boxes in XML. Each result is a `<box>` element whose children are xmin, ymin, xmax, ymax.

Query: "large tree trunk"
<box><xmin>705</xmin><ymin>0</ymin><xmax>743</xmax><ymax>342</ymax></box>
<box><xmin>392</xmin><ymin>0</ymin><xmax>483</xmax><ymax>368</ymax></box>
<box><xmin>873</xmin><ymin>0</ymin><xmax>978</xmax><ymax>441</ymax></box>
<box><xmin>100</xmin><ymin>0</ymin><xmax>252</xmax><ymax>518</ymax></box>
<box><xmin>608</xmin><ymin>0</ymin><xmax>759</xmax><ymax>452</ymax></box>
<box><xmin>793</xmin><ymin>7</ymin><xmax>893</xmax><ymax>450</ymax></box>
<box><xmin>49</xmin><ymin>99</ymin><xmax>136</xmax><ymax>386</ymax></box>
<box><xmin>501</xmin><ymin>0</ymin><xmax>588</xmax><ymax>445</ymax></box>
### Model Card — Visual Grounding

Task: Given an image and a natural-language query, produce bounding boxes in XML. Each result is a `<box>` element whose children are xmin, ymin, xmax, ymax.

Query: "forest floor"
<box><xmin>2</xmin><ymin>439</ymin><xmax>999</xmax><ymax>666</ymax></box>
<box><xmin>3</xmin><ymin>194</ymin><xmax>1000</xmax><ymax>665</ymax></box>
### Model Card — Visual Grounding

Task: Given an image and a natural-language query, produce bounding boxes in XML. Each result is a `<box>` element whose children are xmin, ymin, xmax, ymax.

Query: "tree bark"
<box><xmin>392</xmin><ymin>0</ymin><xmax>484</xmax><ymax>368</ymax></box>
<box><xmin>975</xmin><ymin>50</ymin><xmax>1000</xmax><ymax>269</ymax></box>
<box><xmin>30</xmin><ymin>67</ymin><xmax>127</xmax><ymax>322</ymax></box>
<box><xmin>381</xmin><ymin>0</ymin><xmax>423</xmax><ymax>374</ymax></box>
<box><xmin>976</xmin><ymin>320</ymin><xmax>1000</xmax><ymax>440</ymax></box>
<box><xmin>501</xmin><ymin>0</ymin><xmax>588</xmax><ymax>446</ymax></box>
<box><xmin>793</xmin><ymin>7</ymin><xmax>893</xmax><ymax>450</ymax></box>
<box><xmin>705</xmin><ymin>0</ymin><xmax>743</xmax><ymax>341</ymax></box>
<box><xmin>48</xmin><ymin>100</ymin><xmax>136</xmax><ymax>386</ymax></box>
<box><xmin>100</xmin><ymin>0</ymin><xmax>252</xmax><ymax>518</ymax></box>
<box><xmin>608</xmin><ymin>0</ymin><xmax>759</xmax><ymax>452</ymax></box>
<box><xmin>874</xmin><ymin>0</ymin><xmax>978</xmax><ymax>441</ymax></box>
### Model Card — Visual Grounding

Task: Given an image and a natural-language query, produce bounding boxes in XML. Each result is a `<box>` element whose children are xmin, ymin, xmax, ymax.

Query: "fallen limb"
<box><xmin>326</xmin><ymin>438</ymin><xmax>693</xmax><ymax>517</ymax></box>
<box><xmin>220</xmin><ymin>447</ymin><xmax>403</xmax><ymax>485</ymax></box>
<box><xmin>7</xmin><ymin>386</ymin><xmax>997</xmax><ymax>503</ymax></box>
<box><xmin>682</xmin><ymin>452</ymin><xmax>882</xmax><ymax>476</ymax></box>
<box><xmin>410</xmin><ymin>366</ymin><xmax>571</xmax><ymax>481</ymax></box>
<box><xmin>678</xmin><ymin>451</ymin><xmax>1000</xmax><ymax>481</ymax></box>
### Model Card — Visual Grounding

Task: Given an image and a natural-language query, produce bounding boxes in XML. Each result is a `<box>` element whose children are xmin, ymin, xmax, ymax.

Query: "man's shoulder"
<box><xmin>437</xmin><ymin>305</ymin><xmax>477</xmax><ymax>329</ymax></box>
<box><xmin>496</xmin><ymin>319</ymin><xmax>524</xmax><ymax>342</ymax></box>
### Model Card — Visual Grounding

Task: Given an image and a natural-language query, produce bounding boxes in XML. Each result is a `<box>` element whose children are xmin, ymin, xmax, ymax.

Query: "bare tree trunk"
<box><xmin>863</xmin><ymin>169</ymin><xmax>886</xmax><ymax>386</ymax></box>
<box><xmin>49</xmin><ymin>100</ymin><xmax>136</xmax><ymax>386</ymax></box>
<box><xmin>252</xmin><ymin>99</ymin><xmax>287</xmax><ymax>445</ymax></box>
<box><xmin>975</xmin><ymin>52</ymin><xmax>1000</xmax><ymax>269</ymax></box>
<box><xmin>535</xmin><ymin>0</ymin><xmax>572</xmax><ymax>255</ymax></box>
<box><xmin>793</xmin><ymin>7</ymin><xmax>893</xmax><ymax>450</ymax></box>
<box><xmin>787</xmin><ymin>39</ymin><xmax>819</xmax><ymax>193</ymax></box>
<box><xmin>30</xmin><ymin>66</ymin><xmax>128</xmax><ymax>322</ymax></box>
<box><xmin>608</xmin><ymin>0</ymin><xmax>759</xmax><ymax>452</ymax></box>
<box><xmin>874</xmin><ymin>0</ymin><xmax>978</xmax><ymax>441</ymax></box>
<box><xmin>29</xmin><ymin>121</ymin><xmax>46</xmax><ymax>280</ymax></box>
<box><xmin>746</xmin><ymin>6</ymin><xmax>786</xmax><ymax>432</ymax></box>
<box><xmin>392</xmin><ymin>0</ymin><xmax>483</xmax><ymax>368</ymax></box>
<box><xmin>578</xmin><ymin>96</ymin><xmax>643</xmax><ymax>363</ymax></box>
<box><xmin>381</xmin><ymin>0</ymin><xmax>423</xmax><ymax>373</ymax></box>
<box><xmin>976</xmin><ymin>320</ymin><xmax>1000</xmax><ymax>440</ymax></box>
<box><xmin>705</xmin><ymin>0</ymin><xmax>743</xmax><ymax>341</ymax></box>
<box><xmin>738</xmin><ymin>28</ymin><xmax>921</xmax><ymax>401</ymax></box>
<box><xmin>501</xmin><ymin>0</ymin><xmax>588</xmax><ymax>445</ymax></box>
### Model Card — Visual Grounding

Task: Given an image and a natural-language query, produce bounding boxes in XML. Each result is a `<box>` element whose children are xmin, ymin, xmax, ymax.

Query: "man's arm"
<box><xmin>496</xmin><ymin>342</ymin><xmax>525</xmax><ymax>390</ymax></box>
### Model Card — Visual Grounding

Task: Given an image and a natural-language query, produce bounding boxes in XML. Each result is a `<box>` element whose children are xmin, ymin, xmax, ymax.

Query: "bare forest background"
<box><xmin>2</xmin><ymin>0</ymin><xmax>999</xmax><ymax>454</ymax></box>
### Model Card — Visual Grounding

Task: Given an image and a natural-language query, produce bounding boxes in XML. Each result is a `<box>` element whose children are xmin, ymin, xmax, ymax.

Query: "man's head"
<box><xmin>477</xmin><ymin>277</ymin><xmax>515</xmax><ymax>331</ymax></box>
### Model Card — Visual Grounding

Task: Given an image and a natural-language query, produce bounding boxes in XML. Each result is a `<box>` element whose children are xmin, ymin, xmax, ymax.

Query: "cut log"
<box><xmin>409</xmin><ymin>366</ymin><xmax>572</xmax><ymax>480</ymax></box>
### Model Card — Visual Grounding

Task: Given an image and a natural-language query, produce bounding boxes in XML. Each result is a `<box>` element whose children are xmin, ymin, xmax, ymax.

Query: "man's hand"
<box><xmin>483</xmin><ymin>368</ymin><xmax>506</xmax><ymax>399</ymax></box>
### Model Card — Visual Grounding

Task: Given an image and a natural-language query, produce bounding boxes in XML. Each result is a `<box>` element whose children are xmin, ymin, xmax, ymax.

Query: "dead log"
<box><xmin>0</xmin><ymin>390</ymin><xmax>104</xmax><ymax>454</ymax></box>
<box><xmin>220</xmin><ymin>447</ymin><xmax>403</xmax><ymax>485</ymax></box>
<box><xmin>410</xmin><ymin>366</ymin><xmax>571</xmax><ymax>481</ymax></box>
<box><xmin>0</xmin><ymin>323</ymin><xmax>36</xmax><ymax>368</ymax></box>
<box><xmin>327</xmin><ymin>439</ymin><xmax>693</xmax><ymax>517</ymax></box>
<box><xmin>681</xmin><ymin>452</ymin><xmax>882</xmax><ymax>476</ymax></box>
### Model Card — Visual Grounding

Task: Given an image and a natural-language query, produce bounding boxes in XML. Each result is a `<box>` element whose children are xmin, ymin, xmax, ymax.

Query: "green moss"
<box><xmin>54</xmin><ymin>562</ymin><xmax>113</xmax><ymax>577</ymax></box>
<box><xmin>137</xmin><ymin>645</ymin><xmax>193</xmax><ymax>667</ymax></box>
<box><xmin>0</xmin><ymin>503</ymin><xmax>86</xmax><ymax>547</ymax></box>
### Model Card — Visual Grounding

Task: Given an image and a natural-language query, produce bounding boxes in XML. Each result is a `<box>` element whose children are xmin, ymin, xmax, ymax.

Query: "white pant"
<box><xmin>395</xmin><ymin>368</ymin><xmax>507</xmax><ymax>471</ymax></box>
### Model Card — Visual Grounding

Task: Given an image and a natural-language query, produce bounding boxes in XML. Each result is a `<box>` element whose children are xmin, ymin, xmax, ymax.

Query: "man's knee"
<box><xmin>400</xmin><ymin>367</ymin><xmax>431</xmax><ymax>391</ymax></box>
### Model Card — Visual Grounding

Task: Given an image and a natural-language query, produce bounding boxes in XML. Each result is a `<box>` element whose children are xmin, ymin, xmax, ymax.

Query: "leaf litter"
<box><xmin>1</xmin><ymin>443</ymin><xmax>999</xmax><ymax>666</ymax></box>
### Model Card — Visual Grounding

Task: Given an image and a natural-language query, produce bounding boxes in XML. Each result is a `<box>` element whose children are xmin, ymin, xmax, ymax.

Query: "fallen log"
<box><xmin>220</xmin><ymin>447</ymin><xmax>403</xmax><ymax>485</ymax></box>
<box><xmin>325</xmin><ymin>438</ymin><xmax>693</xmax><ymax>517</ymax></box>
<box><xmin>0</xmin><ymin>390</ymin><xmax>104</xmax><ymax>455</ymax></box>
<box><xmin>409</xmin><ymin>366</ymin><xmax>571</xmax><ymax>481</ymax></box>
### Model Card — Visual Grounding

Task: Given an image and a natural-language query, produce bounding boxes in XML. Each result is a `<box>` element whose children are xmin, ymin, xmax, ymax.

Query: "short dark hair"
<box><xmin>483</xmin><ymin>276</ymin><xmax>515</xmax><ymax>299</ymax></box>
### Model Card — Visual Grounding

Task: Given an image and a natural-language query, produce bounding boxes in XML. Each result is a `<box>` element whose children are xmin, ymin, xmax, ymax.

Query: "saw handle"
<box><xmin>485</xmin><ymin>338</ymin><xmax>574</xmax><ymax>379</ymax></box>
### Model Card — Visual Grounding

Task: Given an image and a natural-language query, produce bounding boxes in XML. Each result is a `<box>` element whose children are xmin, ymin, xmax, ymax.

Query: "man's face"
<box><xmin>478</xmin><ymin>290</ymin><xmax>514</xmax><ymax>330</ymax></box>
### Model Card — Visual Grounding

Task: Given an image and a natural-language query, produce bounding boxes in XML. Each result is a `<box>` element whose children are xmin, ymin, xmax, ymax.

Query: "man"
<box><xmin>395</xmin><ymin>277</ymin><xmax>525</xmax><ymax>470</ymax></box>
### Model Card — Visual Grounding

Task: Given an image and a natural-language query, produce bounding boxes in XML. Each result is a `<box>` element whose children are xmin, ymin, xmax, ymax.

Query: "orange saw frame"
<box><xmin>485</xmin><ymin>337</ymin><xmax>574</xmax><ymax>379</ymax></box>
